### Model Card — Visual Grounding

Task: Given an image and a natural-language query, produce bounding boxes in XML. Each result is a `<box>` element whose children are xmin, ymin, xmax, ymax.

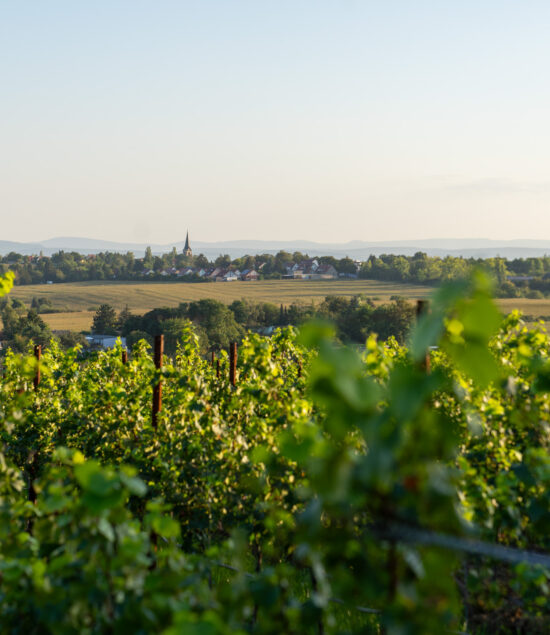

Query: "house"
<box><xmin>302</xmin><ymin>258</ymin><xmax>319</xmax><ymax>271</ymax></box>
<box><xmin>311</xmin><ymin>264</ymin><xmax>338</xmax><ymax>280</ymax></box>
<box><xmin>257</xmin><ymin>326</ymin><xmax>275</xmax><ymax>336</ymax></box>
<box><xmin>507</xmin><ymin>275</ymin><xmax>535</xmax><ymax>282</ymax></box>
<box><xmin>293</xmin><ymin>259</ymin><xmax>320</xmax><ymax>279</ymax></box>
<box><xmin>241</xmin><ymin>269</ymin><xmax>259</xmax><ymax>281</ymax></box>
<box><xmin>209</xmin><ymin>267</ymin><xmax>224</xmax><ymax>280</ymax></box>
<box><xmin>223</xmin><ymin>270</ymin><xmax>240</xmax><ymax>282</ymax></box>
<box><xmin>86</xmin><ymin>335</ymin><xmax>127</xmax><ymax>350</ymax></box>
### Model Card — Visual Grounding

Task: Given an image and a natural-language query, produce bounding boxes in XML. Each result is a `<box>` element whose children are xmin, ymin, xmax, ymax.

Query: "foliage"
<box><xmin>0</xmin><ymin>273</ymin><xmax>548</xmax><ymax>633</ymax></box>
<box><xmin>118</xmin><ymin>296</ymin><xmax>417</xmax><ymax>354</ymax></box>
<box><xmin>0</xmin><ymin>270</ymin><xmax>15</xmax><ymax>296</ymax></box>
<box><xmin>92</xmin><ymin>303</ymin><xmax>119</xmax><ymax>334</ymax></box>
<box><xmin>6</xmin><ymin>247</ymin><xmax>550</xmax><ymax>297</ymax></box>
<box><xmin>0</xmin><ymin>304</ymin><xmax>54</xmax><ymax>353</ymax></box>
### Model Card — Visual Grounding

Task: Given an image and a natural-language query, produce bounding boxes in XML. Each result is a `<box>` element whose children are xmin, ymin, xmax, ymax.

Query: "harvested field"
<box><xmin>10</xmin><ymin>279</ymin><xmax>433</xmax><ymax>313</ymax></box>
<box><xmin>8</xmin><ymin>280</ymin><xmax>550</xmax><ymax>332</ymax></box>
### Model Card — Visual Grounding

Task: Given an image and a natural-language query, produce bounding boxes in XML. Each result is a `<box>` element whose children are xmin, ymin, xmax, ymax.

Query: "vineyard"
<box><xmin>0</xmin><ymin>270</ymin><xmax>549</xmax><ymax>633</ymax></box>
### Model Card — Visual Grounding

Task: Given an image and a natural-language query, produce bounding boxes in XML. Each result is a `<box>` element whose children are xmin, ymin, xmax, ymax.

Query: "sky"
<box><xmin>2</xmin><ymin>1</ymin><xmax>550</xmax><ymax>245</ymax></box>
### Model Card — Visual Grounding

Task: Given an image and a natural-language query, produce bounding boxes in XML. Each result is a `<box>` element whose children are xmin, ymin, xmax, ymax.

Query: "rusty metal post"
<box><xmin>152</xmin><ymin>335</ymin><xmax>163</xmax><ymax>428</ymax></box>
<box><xmin>229</xmin><ymin>342</ymin><xmax>237</xmax><ymax>387</ymax></box>
<box><xmin>416</xmin><ymin>300</ymin><xmax>431</xmax><ymax>373</ymax></box>
<box><xmin>33</xmin><ymin>345</ymin><xmax>41</xmax><ymax>391</ymax></box>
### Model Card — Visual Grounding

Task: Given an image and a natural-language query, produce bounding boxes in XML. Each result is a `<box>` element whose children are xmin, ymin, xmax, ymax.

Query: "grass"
<box><xmin>9</xmin><ymin>279</ymin><xmax>435</xmax><ymax>311</ymax></box>
<box><xmin>38</xmin><ymin>311</ymin><xmax>96</xmax><ymax>332</ymax></box>
<box><xmin>8</xmin><ymin>279</ymin><xmax>550</xmax><ymax>332</ymax></box>
<box><xmin>497</xmin><ymin>298</ymin><xmax>550</xmax><ymax>319</ymax></box>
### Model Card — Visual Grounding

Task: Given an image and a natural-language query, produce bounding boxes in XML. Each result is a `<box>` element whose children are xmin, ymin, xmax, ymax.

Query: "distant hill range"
<box><xmin>2</xmin><ymin>237</ymin><xmax>550</xmax><ymax>260</ymax></box>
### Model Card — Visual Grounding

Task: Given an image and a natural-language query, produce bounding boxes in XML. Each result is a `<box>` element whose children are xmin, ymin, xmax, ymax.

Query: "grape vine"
<box><xmin>0</xmin><ymin>273</ymin><xmax>548</xmax><ymax>633</ymax></box>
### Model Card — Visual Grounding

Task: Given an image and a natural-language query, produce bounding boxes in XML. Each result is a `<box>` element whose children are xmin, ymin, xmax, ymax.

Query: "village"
<box><xmin>140</xmin><ymin>233</ymin><xmax>358</xmax><ymax>281</ymax></box>
<box><xmin>145</xmin><ymin>258</ymin><xmax>350</xmax><ymax>282</ymax></box>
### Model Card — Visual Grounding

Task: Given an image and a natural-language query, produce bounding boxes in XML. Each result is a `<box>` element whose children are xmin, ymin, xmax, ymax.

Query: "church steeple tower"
<box><xmin>183</xmin><ymin>231</ymin><xmax>192</xmax><ymax>257</ymax></box>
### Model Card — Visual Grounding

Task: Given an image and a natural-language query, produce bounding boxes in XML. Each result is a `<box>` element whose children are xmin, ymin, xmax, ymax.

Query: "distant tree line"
<box><xmin>0</xmin><ymin>249</ymin><xmax>357</xmax><ymax>284</ymax></box>
<box><xmin>0</xmin><ymin>297</ymin><xmax>87</xmax><ymax>354</ymax></box>
<box><xmin>0</xmin><ymin>294</ymin><xmax>416</xmax><ymax>357</ymax></box>
<box><xmin>3</xmin><ymin>248</ymin><xmax>550</xmax><ymax>297</ymax></box>
<box><xmin>89</xmin><ymin>296</ymin><xmax>416</xmax><ymax>356</ymax></box>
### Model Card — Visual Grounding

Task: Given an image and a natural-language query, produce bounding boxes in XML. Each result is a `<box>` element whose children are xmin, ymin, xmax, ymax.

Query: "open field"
<box><xmin>38</xmin><ymin>311</ymin><xmax>96</xmax><ymax>332</ymax></box>
<box><xmin>10</xmin><ymin>279</ymin><xmax>434</xmax><ymax>311</ymax></box>
<box><xmin>8</xmin><ymin>279</ymin><xmax>550</xmax><ymax>332</ymax></box>
<box><xmin>497</xmin><ymin>298</ymin><xmax>550</xmax><ymax>319</ymax></box>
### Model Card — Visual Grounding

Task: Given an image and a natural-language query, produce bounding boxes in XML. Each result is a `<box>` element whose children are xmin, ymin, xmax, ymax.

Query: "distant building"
<box><xmin>290</xmin><ymin>259</ymin><xmax>322</xmax><ymax>279</ymax></box>
<box><xmin>507</xmin><ymin>275</ymin><xmax>535</xmax><ymax>282</ymax></box>
<box><xmin>86</xmin><ymin>335</ymin><xmax>127</xmax><ymax>350</ymax></box>
<box><xmin>209</xmin><ymin>267</ymin><xmax>224</xmax><ymax>280</ymax></box>
<box><xmin>241</xmin><ymin>269</ymin><xmax>259</xmax><ymax>281</ymax></box>
<box><xmin>223</xmin><ymin>270</ymin><xmax>240</xmax><ymax>282</ymax></box>
<box><xmin>183</xmin><ymin>231</ymin><xmax>192</xmax><ymax>257</ymax></box>
<box><xmin>311</xmin><ymin>264</ymin><xmax>338</xmax><ymax>280</ymax></box>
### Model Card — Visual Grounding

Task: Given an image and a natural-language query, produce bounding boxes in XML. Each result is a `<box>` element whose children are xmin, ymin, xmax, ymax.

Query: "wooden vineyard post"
<box><xmin>216</xmin><ymin>359</ymin><xmax>220</xmax><ymax>379</ymax></box>
<box><xmin>416</xmin><ymin>299</ymin><xmax>429</xmax><ymax>316</ymax></box>
<box><xmin>416</xmin><ymin>299</ymin><xmax>431</xmax><ymax>373</ymax></box>
<box><xmin>229</xmin><ymin>342</ymin><xmax>237</xmax><ymax>387</ymax></box>
<box><xmin>28</xmin><ymin>342</ymin><xmax>41</xmax><ymax>513</ymax></box>
<box><xmin>122</xmin><ymin>348</ymin><xmax>128</xmax><ymax>365</ymax></box>
<box><xmin>211</xmin><ymin>350</ymin><xmax>215</xmax><ymax>367</ymax></box>
<box><xmin>33</xmin><ymin>345</ymin><xmax>41</xmax><ymax>391</ymax></box>
<box><xmin>152</xmin><ymin>335</ymin><xmax>163</xmax><ymax>428</ymax></box>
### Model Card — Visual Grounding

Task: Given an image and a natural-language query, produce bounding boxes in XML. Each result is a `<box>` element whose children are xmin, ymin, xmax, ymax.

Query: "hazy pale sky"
<box><xmin>2</xmin><ymin>1</ymin><xmax>550</xmax><ymax>244</ymax></box>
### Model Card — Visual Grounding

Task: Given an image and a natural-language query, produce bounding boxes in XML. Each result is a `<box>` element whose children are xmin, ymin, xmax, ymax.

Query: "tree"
<box><xmin>117</xmin><ymin>305</ymin><xmax>133</xmax><ymax>330</ymax></box>
<box><xmin>214</xmin><ymin>254</ymin><xmax>231</xmax><ymax>268</ymax></box>
<box><xmin>229</xmin><ymin>300</ymin><xmax>250</xmax><ymax>325</ymax></box>
<box><xmin>162</xmin><ymin>318</ymin><xmax>209</xmax><ymax>355</ymax></box>
<box><xmin>370</xmin><ymin>298</ymin><xmax>415</xmax><ymax>343</ymax></box>
<box><xmin>274</xmin><ymin>251</ymin><xmax>293</xmax><ymax>273</ymax></box>
<box><xmin>92</xmin><ymin>304</ymin><xmax>118</xmax><ymax>334</ymax></box>
<box><xmin>186</xmin><ymin>299</ymin><xmax>243</xmax><ymax>351</ymax></box>
<box><xmin>143</xmin><ymin>246</ymin><xmax>154</xmax><ymax>269</ymax></box>
<box><xmin>0</xmin><ymin>308</ymin><xmax>54</xmax><ymax>353</ymax></box>
<box><xmin>58</xmin><ymin>331</ymin><xmax>88</xmax><ymax>350</ymax></box>
<box><xmin>169</xmin><ymin>247</ymin><xmax>177</xmax><ymax>267</ymax></box>
<box><xmin>126</xmin><ymin>330</ymin><xmax>153</xmax><ymax>350</ymax></box>
<box><xmin>194</xmin><ymin>254</ymin><xmax>209</xmax><ymax>269</ymax></box>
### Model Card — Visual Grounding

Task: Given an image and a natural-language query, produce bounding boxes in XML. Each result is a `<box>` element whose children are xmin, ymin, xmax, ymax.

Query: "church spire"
<box><xmin>183</xmin><ymin>231</ymin><xmax>192</xmax><ymax>257</ymax></box>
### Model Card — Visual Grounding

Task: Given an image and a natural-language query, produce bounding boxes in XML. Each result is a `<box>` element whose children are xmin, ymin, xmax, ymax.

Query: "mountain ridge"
<box><xmin>2</xmin><ymin>237</ymin><xmax>550</xmax><ymax>260</ymax></box>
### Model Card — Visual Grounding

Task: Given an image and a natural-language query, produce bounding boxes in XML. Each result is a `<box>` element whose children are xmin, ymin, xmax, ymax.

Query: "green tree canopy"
<box><xmin>92</xmin><ymin>304</ymin><xmax>118</xmax><ymax>334</ymax></box>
